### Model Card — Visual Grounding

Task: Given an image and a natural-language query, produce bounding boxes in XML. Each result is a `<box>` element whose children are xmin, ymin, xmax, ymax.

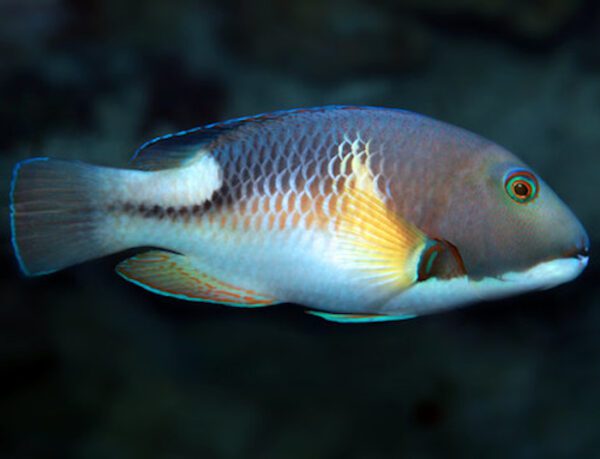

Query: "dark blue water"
<box><xmin>1</xmin><ymin>1</ymin><xmax>599</xmax><ymax>457</ymax></box>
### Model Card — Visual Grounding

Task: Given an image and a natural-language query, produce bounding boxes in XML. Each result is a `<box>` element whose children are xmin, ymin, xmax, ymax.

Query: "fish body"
<box><xmin>10</xmin><ymin>106</ymin><xmax>589</xmax><ymax>322</ymax></box>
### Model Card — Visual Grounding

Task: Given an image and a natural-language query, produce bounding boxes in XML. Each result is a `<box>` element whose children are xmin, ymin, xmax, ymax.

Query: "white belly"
<box><xmin>136</xmin><ymin>220</ymin><xmax>392</xmax><ymax>313</ymax></box>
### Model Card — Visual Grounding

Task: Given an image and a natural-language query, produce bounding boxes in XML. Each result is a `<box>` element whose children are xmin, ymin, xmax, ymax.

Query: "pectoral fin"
<box><xmin>334</xmin><ymin>150</ymin><xmax>427</xmax><ymax>290</ymax></box>
<box><xmin>116</xmin><ymin>250</ymin><xmax>278</xmax><ymax>307</ymax></box>
<box><xmin>306</xmin><ymin>311</ymin><xmax>416</xmax><ymax>323</ymax></box>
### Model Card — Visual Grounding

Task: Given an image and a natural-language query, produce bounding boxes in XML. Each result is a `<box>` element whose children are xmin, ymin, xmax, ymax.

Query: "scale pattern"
<box><xmin>204</xmin><ymin>115</ymin><xmax>394</xmax><ymax>238</ymax></box>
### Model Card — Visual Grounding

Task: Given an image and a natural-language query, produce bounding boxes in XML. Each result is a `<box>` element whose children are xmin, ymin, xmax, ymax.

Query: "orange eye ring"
<box><xmin>505</xmin><ymin>170</ymin><xmax>538</xmax><ymax>204</ymax></box>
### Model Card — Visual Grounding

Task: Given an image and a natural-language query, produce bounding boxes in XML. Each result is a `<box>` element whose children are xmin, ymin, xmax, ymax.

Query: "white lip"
<box><xmin>380</xmin><ymin>256</ymin><xmax>589</xmax><ymax>316</ymax></box>
<box><xmin>499</xmin><ymin>256</ymin><xmax>589</xmax><ymax>290</ymax></box>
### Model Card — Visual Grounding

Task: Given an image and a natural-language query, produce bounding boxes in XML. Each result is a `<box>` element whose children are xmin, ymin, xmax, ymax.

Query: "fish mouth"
<box><xmin>561</xmin><ymin>243</ymin><xmax>590</xmax><ymax>270</ymax></box>
<box><xmin>562</xmin><ymin>240</ymin><xmax>589</xmax><ymax>260</ymax></box>
<box><xmin>575</xmin><ymin>252</ymin><xmax>590</xmax><ymax>266</ymax></box>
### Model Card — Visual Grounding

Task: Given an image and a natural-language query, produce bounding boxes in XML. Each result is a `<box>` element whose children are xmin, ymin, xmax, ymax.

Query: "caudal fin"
<box><xmin>10</xmin><ymin>158</ymin><xmax>123</xmax><ymax>276</ymax></box>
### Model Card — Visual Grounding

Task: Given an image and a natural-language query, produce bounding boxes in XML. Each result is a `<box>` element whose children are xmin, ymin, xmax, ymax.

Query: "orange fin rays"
<box><xmin>116</xmin><ymin>250</ymin><xmax>278</xmax><ymax>307</ymax></box>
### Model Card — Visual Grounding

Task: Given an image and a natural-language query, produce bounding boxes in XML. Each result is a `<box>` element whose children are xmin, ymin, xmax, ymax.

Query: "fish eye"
<box><xmin>505</xmin><ymin>169</ymin><xmax>538</xmax><ymax>204</ymax></box>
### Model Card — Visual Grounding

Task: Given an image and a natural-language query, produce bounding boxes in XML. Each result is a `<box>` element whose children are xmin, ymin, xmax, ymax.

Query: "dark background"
<box><xmin>1</xmin><ymin>1</ymin><xmax>600</xmax><ymax>458</ymax></box>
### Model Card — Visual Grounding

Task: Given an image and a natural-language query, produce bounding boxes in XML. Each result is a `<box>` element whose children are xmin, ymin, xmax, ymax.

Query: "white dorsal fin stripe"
<box><xmin>111</xmin><ymin>150</ymin><xmax>223</xmax><ymax>208</ymax></box>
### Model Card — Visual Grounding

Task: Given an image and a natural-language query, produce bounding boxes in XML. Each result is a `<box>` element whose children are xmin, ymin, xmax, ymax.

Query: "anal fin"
<box><xmin>116</xmin><ymin>250</ymin><xmax>277</xmax><ymax>307</ymax></box>
<box><xmin>306</xmin><ymin>311</ymin><xmax>416</xmax><ymax>323</ymax></box>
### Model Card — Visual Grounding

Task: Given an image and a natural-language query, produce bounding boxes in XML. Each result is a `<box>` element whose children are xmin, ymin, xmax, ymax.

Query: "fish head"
<box><xmin>410</xmin><ymin>143</ymin><xmax>589</xmax><ymax>310</ymax></box>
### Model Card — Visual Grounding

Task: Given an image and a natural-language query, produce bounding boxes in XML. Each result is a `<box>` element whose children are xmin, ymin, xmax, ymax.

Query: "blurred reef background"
<box><xmin>1</xmin><ymin>0</ymin><xmax>600</xmax><ymax>458</ymax></box>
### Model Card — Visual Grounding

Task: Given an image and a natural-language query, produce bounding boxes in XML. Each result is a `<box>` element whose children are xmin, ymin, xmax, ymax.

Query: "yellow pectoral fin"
<box><xmin>116</xmin><ymin>250</ymin><xmax>278</xmax><ymax>307</ymax></box>
<box><xmin>334</xmin><ymin>154</ymin><xmax>426</xmax><ymax>290</ymax></box>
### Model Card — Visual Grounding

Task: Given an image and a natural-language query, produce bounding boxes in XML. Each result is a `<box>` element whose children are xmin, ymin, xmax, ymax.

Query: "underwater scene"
<box><xmin>1</xmin><ymin>0</ymin><xmax>600</xmax><ymax>457</ymax></box>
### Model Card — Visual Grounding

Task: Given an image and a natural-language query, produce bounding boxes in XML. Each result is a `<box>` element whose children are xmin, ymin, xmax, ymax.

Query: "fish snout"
<box><xmin>558</xmin><ymin>225</ymin><xmax>590</xmax><ymax>278</ymax></box>
<box><xmin>572</xmin><ymin>234</ymin><xmax>590</xmax><ymax>263</ymax></box>
<box><xmin>552</xmin><ymin>206</ymin><xmax>590</xmax><ymax>262</ymax></box>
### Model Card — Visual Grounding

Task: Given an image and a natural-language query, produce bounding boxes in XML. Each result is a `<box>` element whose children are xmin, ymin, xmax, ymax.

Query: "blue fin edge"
<box><xmin>306</xmin><ymin>311</ymin><xmax>416</xmax><ymax>323</ymax></box>
<box><xmin>130</xmin><ymin>105</ymin><xmax>419</xmax><ymax>163</ymax></box>
<box><xmin>10</xmin><ymin>157</ymin><xmax>51</xmax><ymax>277</ymax></box>
<box><xmin>115</xmin><ymin>268</ymin><xmax>276</xmax><ymax>308</ymax></box>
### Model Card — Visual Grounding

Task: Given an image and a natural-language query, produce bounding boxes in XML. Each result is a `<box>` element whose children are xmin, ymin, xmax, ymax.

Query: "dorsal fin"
<box><xmin>130</xmin><ymin>126</ymin><xmax>224</xmax><ymax>171</ymax></box>
<box><xmin>130</xmin><ymin>106</ymin><xmax>363</xmax><ymax>170</ymax></box>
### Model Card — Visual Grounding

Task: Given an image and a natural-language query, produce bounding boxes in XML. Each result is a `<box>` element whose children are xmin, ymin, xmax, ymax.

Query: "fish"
<box><xmin>9</xmin><ymin>106</ymin><xmax>589</xmax><ymax>323</ymax></box>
